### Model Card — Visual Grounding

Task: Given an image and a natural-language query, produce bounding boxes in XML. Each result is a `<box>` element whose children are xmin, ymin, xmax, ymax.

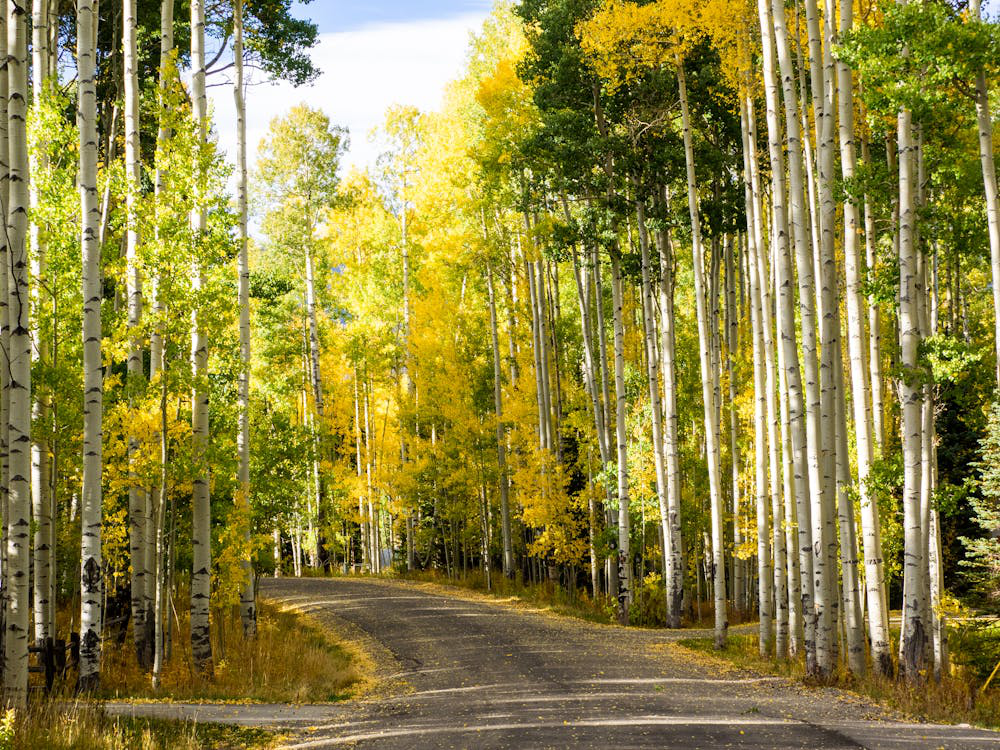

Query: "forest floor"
<box><xmin>104</xmin><ymin>576</ymin><xmax>1000</xmax><ymax>748</ymax></box>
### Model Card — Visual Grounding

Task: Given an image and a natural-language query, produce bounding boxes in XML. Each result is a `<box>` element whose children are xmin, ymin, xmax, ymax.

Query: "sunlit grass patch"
<box><xmin>100</xmin><ymin>599</ymin><xmax>364</xmax><ymax>703</ymax></box>
<box><xmin>676</xmin><ymin>632</ymin><xmax>1000</xmax><ymax>729</ymax></box>
<box><xmin>0</xmin><ymin>702</ymin><xmax>275</xmax><ymax>750</ymax></box>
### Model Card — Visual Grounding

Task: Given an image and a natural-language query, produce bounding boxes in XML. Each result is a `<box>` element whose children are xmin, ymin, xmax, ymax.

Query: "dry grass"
<box><xmin>400</xmin><ymin>569</ymin><xmax>618</xmax><ymax>624</ymax></box>
<box><xmin>100</xmin><ymin>599</ymin><xmax>364</xmax><ymax>703</ymax></box>
<box><xmin>677</xmin><ymin>633</ymin><xmax>1000</xmax><ymax>729</ymax></box>
<box><xmin>1</xmin><ymin>701</ymin><xmax>274</xmax><ymax>750</ymax></box>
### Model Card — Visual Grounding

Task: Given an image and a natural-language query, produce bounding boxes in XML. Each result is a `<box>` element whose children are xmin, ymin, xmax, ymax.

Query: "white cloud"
<box><xmin>208</xmin><ymin>12</ymin><xmax>488</xmax><ymax>178</ymax></box>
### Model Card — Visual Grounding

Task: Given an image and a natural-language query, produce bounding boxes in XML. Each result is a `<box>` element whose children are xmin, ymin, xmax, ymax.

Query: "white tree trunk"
<box><xmin>28</xmin><ymin>0</ymin><xmax>52</xmax><ymax>655</ymax></box>
<box><xmin>0</xmin><ymin>2</ymin><xmax>8</xmax><ymax>682</ymax></box>
<box><xmin>744</xmin><ymin>96</ymin><xmax>788</xmax><ymax>657</ymax></box>
<box><xmin>678</xmin><ymin>62</ymin><xmax>727</xmax><ymax>647</ymax></box>
<box><xmin>838</xmin><ymin>0</ymin><xmax>891</xmax><ymax>676</ymax></box>
<box><xmin>725</xmin><ymin>235</ymin><xmax>744</xmax><ymax>615</ymax></box>
<box><xmin>758</xmin><ymin>0</ymin><xmax>814</xmax><ymax>665</ymax></box>
<box><xmin>74</xmin><ymin>0</ymin><xmax>102</xmax><ymax>692</ymax></box>
<box><xmin>189</xmin><ymin>0</ymin><xmax>213</xmax><ymax>674</ymax></box>
<box><xmin>742</xmin><ymin>101</ymin><xmax>772</xmax><ymax>655</ymax></box>
<box><xmin>860</xmin><ymin>134</ymin><xmax>885</xmax><ymax>456</ymax></box>
<box><xmin>122</xmin><ymin>0</ymin><xmax>153</xmax><ymax>668</ymax></box>
<box><xmin>233</xmin><ymin>0</ymin><xmax>256</xmax><ymax>636</ymax></box>
<box><xmin>150</xmin><ymin>0</ymin><xmax>174</xmax><ymax>687</ymax></box>
<box><xmin>635</xmin><ymin>193</ymin><xmax>675</xmax><ymax>629</ymax></box>
<box><xmin>3</xmin><ymin>0</ymin><xmax>30</xmax><ymax>705</ymax></box>
<box><xmin>655</xmin><ymin>193</ymin><xmax>683</xmax><ymax>629</ymax></box>
<box><xmin>969</xmin><ymin>0</ymin><xmax>1000</xmax><ymax>384</ymax></box>
<box><xmin>487</xmin><ymin>264</ymin><xmax>513</xmax><ymax>577</ymax></box>
<box><xmin>610</xmin><ymin>252</ymin><xmax>631</xmax><ymax>623</ymax></box>
<box><xmin>896</xmin><ymin>32</ymin><xmax>926</xmax><ymax>679</ymax></box>
<box><xmin>769</xmin><ymin>0</ymin><xmax>823</xmax><ymax>673</ymax></box>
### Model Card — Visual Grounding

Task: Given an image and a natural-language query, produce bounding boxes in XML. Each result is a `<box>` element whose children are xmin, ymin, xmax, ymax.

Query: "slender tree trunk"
<box><xmin>233</xmin><ymin>0</ymin><xmax>256</xmax><ymax>637</ymax></box>
<box><xmin>860</xmin><ymin>133</ymin><xmax>885</xmax><ymax>456</ymax></box>
<box><xmin>189</xmin><ymin>0</ymin><xmax>213</xmax><ymax>675</ymax></box>
<box><xmin>967</xmin><ymin>0</ymin><xmax>1000</xmax><ymax>384</ymax></box>
<box><xmin>654</xmin><ymin>191</ymin><xmax>683</xmax><ymax>629</ymax></box>
<box><xmin>3</xmin><ymin>0</ymin><xmax>29</xmax><ymax>705</ymax></box>
<box><xmin>744</xmin><ymin>96</ymin><xmax>788</xmax><ymax>656</ymax></box>
<box><xmin>147</xmin><ymin>0</ymin><xmax>173</xmax><ymax>668</ymax></box>
<box><xmin>838</xmin><ymin>0</ymin><xmax>891</xmax><ymax>676</ymax></box>
<box><xmin>678</xmin><ymin>62</ymin><xmax>726</xmax><ymax>647</ymax></box>
<box><xmin>610</xmin><ymin>252</ymin><xmax>631</xmax><ymax>624</ymax></box>
<box><xmin>742</xmin><ymin>101</ymin><xmax>773</xmax><ymax>656</ymax></box>
<box><xmin>896</xmin><ymin>4</ymin><xmax>926</xmax><ymax>677</ymax></box>
<box><xmin>487</xmin><ymin>264</ymin><xmax>513</xmax><ymax>577</ymax></box>
<box><xmin>76</xmin><ymin>0</ymin><xmax>103</xmax><ymax>694</ymax></box>
<box><xmin>758</xmin><ymin>0</ymin><xmax>814</xmax><ymax>665</ymax></box>
<box><xmin>635</xmin><ymin>191</ymin><xmax>674</xmax><ymax>629</ymax></box>
<box><xmin>122</xmin><ymin>0</ymin><xmax>153</xmax><ymax>669</ymax></box>
<box><xmin>29</xmin><ymin>0</ymin><xmax>52</xmax><ymax>657</ymax></box>
<box><xmin>725</xmin><ymin>236</ymin><xmax>744</xmax><ymax>617</ymax></box>
<box><xmin>0</xmin><ymin>2</ymin><xmax>8</xmax><ymax>678</ymax></box>
<box><xmin>152</xmin><ymin>347</ymin><xmax>169</xmax><ymax>689</ymax></box>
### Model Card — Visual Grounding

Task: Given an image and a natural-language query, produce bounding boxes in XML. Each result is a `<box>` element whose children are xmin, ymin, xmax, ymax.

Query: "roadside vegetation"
<box><xmin>0</xmin><ymin>702</ymin><xmax>275</xmax><ymax>750</ymax></box>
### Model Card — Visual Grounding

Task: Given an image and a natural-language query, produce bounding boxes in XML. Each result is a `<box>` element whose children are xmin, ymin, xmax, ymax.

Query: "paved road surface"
<box><xmin>110</xmin><ymin>577</ymin><xmax>1000</xmax><ymax>749</ymax></box>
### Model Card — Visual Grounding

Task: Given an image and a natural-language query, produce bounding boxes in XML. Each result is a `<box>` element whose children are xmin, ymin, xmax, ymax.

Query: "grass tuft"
<box><xmin>100</xmin><ymin>599</ymin><xmax>364</xmax><ymax>703</ymax></box>
<box><xmin>677</xmin><ymin>632</ymin><xmax>1000</xmax><ymax>729</ymax></box>
<box><xmin>0</xmin><ymin>701</ymin><xmax>274</xmax><ymax>750</ymax></box>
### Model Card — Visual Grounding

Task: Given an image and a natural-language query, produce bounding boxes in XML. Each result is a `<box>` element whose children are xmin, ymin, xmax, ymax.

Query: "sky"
<box><xmin>207</xmin><ymin>1</ymin><xmax>493</xmax><ymax>175</ymax></box>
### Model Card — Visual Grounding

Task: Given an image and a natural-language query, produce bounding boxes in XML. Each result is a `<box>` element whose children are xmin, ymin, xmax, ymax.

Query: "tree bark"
<box><xmin>75</xmin><ymin>0</ymin><xmax>102</xmax><ymax>694</ymax></box>
<box><xmin>487</xmin><ymin>264</ymin><xmax>513</xmax><ymax>577</ymax></box>
<box><xmin>610</xmin><ymin>252</ymin><xmax>631</xmax><ymax>623</ymax></box>
<box><xmin>233</xmin><ymin>0</ymin><xmax>256</xmax><ymax>637</ymax></box>
<box><xmin>189</xmin><ymin>0</ymin><xmax>213</xmax><ymax>675</ymax></box>
<box><xmin>838</xmin><ymin>0</ymin><xmax>891</xmax><ymax>676</ymax></box>
<box><xmin>678</xmin><ymin>62</ymin><xmax>726</xmax><ymax>647</ymax></box>
<box><xmin>969</xmin><ymin>0</ymin><xmax>1000</xmax><ymax>385</ymax></box>
<box><xmin>29</xmin><ymin>0</ymin><xmax>52</xmax><ymax>656</ymax></box>
<box><xmin>635</xmin><ymin>191</ymin><xmax>674</xmax><ymax>629</ymax></box>
<box><xmin>896</xmin><ymin>11</ymin><xmax>926</xmax><ymax>677</ymax></box>
<box><xmin>122</xmin><ymin>0</ymin><xmax>153</xmax><ymax>669</ymax></box>
<box><xmin>654</xmin><ymin>190</ymin><xmax>683</xmax><ymax>629</ymax></box>
<box><xmin>3</xmin><ymin>0</ymin><xmax>29</xmax><ymax>705</ymax></box>
<box><xmin>768</xmin><ymin>0</ymin><xmax>820</xmax><ymax>673</ymax></box>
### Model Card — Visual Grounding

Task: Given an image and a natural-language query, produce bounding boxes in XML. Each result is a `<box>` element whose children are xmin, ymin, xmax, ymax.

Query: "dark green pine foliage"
<box><xmin>967</xmin><ymin>400</ymin><xmax>1000</xmax><ymax>607</ymax></box>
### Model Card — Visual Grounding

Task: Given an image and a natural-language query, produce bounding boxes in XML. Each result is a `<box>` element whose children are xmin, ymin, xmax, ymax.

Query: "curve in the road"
<box><xmin>255</xmin><ymin>577</ymin><xmax>1000</xmax><ymax>750</ymax></box>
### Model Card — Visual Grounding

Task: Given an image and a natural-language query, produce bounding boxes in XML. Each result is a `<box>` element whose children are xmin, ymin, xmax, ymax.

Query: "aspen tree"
<box><xmin>654</xmin><ymin>193</ymin><xmax>683</xmax><ymax>629</ymax></box>
<box><xmin>190</xmin><ymin>0</ymin><xmax>214</xmax><ymax>675</ymax></box>
<box><xmin>3</xmin><ymin>0</ymin><xmax>29</xmax><ymax>704</ymax></box>
<box><xmin>678</xmin><ymin>62</ymin><xmax>727</xmax><ymax>647</ymax></box>
<box><xmin>969</xmin><ymin>0</ymin><xmax>1000</xmax><ymax>385</ymax></box>
<box><xmin>123</xmin><ymin>0</ymin><xmax>152</xmax><ymax>669</ymax></box>
<box><xmin>611</xmin><ymin>252</ymin><xmax>631</xmax><ymax>622</ymax></box>
<box><xmin>635</xmin><ymin>190</ymin><xmax>674</xmax><ymax>628</ymax></box>
<box><xmin>0</xmin><ymin>4</ymin><xmax>8</xmax><ymax>676</ymax></box>
<box><xmin>767</xmin><ymin>0</ymin><xmax>819</xmax><ymax>672</ymax></box>
<box><xmin>742</xmin><ymin>99</ymin><xmax>772</xmax><ymax>656</ymax></box>
<box><xmin>76</xmin><ymin>0</ymin><xmax>103</xmax><ymax>693</ymax></box>
<box><xmin>837</xmin><ymin>0</ymin><xmax>891</xmax><ymax>675</ymax></box>
<box><xmin>150</xmin><ymin>0</ymin><xmax>174</xmax><ymax>684</ymax></box>
<box><xmin>896</xmin><ymin>0</ymin><xmax>927</xmax><ymax>681</ymax></box>
<box><xmin>487</xmin><ymin>264</ymin><xmax>514</xmax><ymax>576</ymax></box>
<box><xmin>757</xmin><ymin>0</ymin><xmax>814</xmax><ymax>667</ymax></box>
<box><xmin>234</xmin><ymin>0</ymin><xmax>256</xmax><ymax>637</ymax></box>
<box><xmin>29</xmin><ymin>0</ymin><xmax>51</xmax><ymax>652</ymax></box>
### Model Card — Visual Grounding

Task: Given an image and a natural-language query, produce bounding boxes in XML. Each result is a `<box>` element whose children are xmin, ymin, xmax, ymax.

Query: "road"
<box><xmin>110</xmin><ymin>577</ymin><xmax>1000</xmax><ymax>748</ymax></box>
